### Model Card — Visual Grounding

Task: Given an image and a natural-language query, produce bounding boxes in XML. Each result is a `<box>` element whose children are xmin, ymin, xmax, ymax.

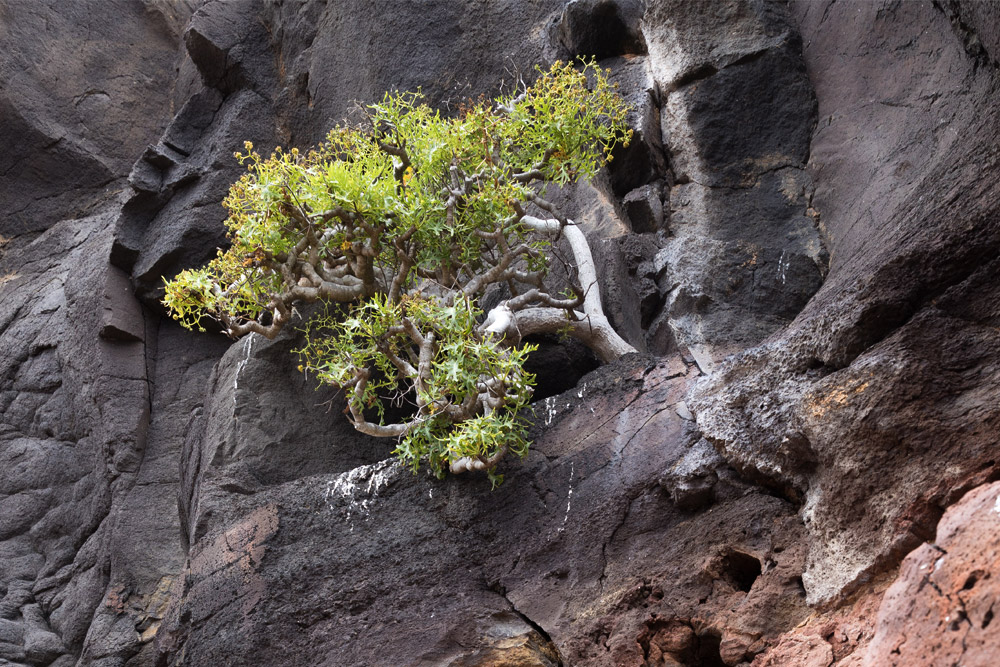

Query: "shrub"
<box><xmin>163</xmin><ymin>60</ymin><xmax>635</xmax><ymax>483</ymax></box>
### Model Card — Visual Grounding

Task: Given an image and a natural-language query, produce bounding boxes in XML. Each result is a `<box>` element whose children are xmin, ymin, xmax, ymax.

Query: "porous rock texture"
<box><xmin>0</xmin><ymin>1</ymin><xmax>997</xmax><ymax>666</ymax></box>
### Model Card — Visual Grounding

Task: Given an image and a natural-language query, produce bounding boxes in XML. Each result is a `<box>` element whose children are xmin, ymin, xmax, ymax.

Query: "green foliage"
<box><xmin>299</xmin><ymin>295</ymin><xmax>535</xmax><ymax>485</ymax></box>
<box><xmin>163</xmin><ymin>60</ymin><xmax>631</xmax><ymax>481</ymax></box>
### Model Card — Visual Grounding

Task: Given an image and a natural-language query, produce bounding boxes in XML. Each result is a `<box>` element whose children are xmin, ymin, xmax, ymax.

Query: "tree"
<box><xmin>163</xmin><ymin>60</ymin><xmax>636</xmax><ymax>483</ymax></box>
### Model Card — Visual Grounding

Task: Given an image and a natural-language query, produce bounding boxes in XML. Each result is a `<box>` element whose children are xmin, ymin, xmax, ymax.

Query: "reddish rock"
<box><xmin>749</xmin><ymin>579</ymin><xmax>888</xmax><ymax>666</ymax></box>
<box><xmin>753</xmin><ymin>634</ymin><xmax>832</xmax><ymax>667</ymax></box>
<box><xmin>865</xmin><ymin>481</ymin><xmax>1000</xmax><ymax>666</ymax></box>
<box><xmin>692</xmin><ymin>0</ymin><xmax>1000</xmax><ymax>609</ymax></box>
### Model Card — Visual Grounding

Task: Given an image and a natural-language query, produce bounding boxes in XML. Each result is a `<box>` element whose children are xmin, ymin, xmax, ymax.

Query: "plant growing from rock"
<box><xmin>163</xmin><ymin>60</ymin><xmax>636</xmax><ymax>482</ymax></box>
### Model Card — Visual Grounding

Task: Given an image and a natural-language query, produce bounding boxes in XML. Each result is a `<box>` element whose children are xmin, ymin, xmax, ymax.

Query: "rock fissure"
<box><xmin>499</xmin><ymin>588</ymin><xmax>564</xmax><ymax>667</ymax></box>
<box><xmin>597</xmin><ymin>483</ymin><xmax>655</xmax><ymax>595</ymax></box>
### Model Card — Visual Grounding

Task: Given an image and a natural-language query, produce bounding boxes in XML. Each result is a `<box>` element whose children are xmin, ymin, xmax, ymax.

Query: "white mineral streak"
<box><xmin>778</xmin><ymin>250</ymin><xmax>789</xmax><ymax>285</ymax></box>
<box><xmin>993</xmin><ymin>492</ymin><xmax>1000</xmax><ymax>515</ymax></box>
<box><xmin>324</xmin><ymin>459</ymin><xmax>401</xmax><ymax>528</ymax></box>
<box><xmin>558</xmin><ymin>461</ymin><xmax>575</xmax><ymax>535</ymax></box>
<box><xmin>233</xmin><ymin>334</ymin><xmax>255</xmax><ymax>416</ymax></box>
<box><xmin>544</xmin><ymin>396</ymin><xmax>557</xmax><ymax>426</ymax></box>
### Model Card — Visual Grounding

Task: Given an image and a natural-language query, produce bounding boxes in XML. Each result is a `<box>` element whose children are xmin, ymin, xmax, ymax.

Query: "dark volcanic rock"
<box><xmin>556</xmin><ymin>0</ymin><xmax>646</xmax><ymax>61</ymax></box>
<box><xmin>664</xmin><ymin>45</ymin><xmax>814</xmax><ymax>190</ymax></box>
<box><xmin>113</xmin><ymin>0</ymin><xmax>282</xmax><ymax>304</ymax></box>
<box><xmin>264</xmin><ymin>0</ymin><xmax>567</xmax><ymax>146</ymax></box>
<box><xmin>0</xmin><ymin>207</ymin><xmax>220</xmax><ymax>667</ymax></box>
<box><xmin>692</xmin><ymin>0</ymin><xmax>1000</xmax><ymax>608</ymax></box>
<box><xmin>125</xmin><ymin>88</ymin><xmax>278</xmax><ymax>303</ymax></box>
<box><xmin>155</xmin><ymin>356</ymin><xmax>812</xmax><ymax>667</ymax></box>
<box><xmin>594</xmin><ymin>233</ymin><xmax>666</xmax><ymax>354</ymax></box>
<box><xmin>0</xmin><ymin>0</ymin><xmax>193</xmax><ymax>237</ymax></box>
<box><xmin>2</xmin><ymin>0</ymin><xmax>999</xmax><ymax>665</ymax></box>
<box><xmin>0</xmin><ymin>2</ymin><xmax>206</xmax><ymax>665</ymax></box>
<box><xmin>182</xmin><ymin>326</ymin><xmax>394</xmax><ymax>545</ymax></box>
<box><xmin>605</xmin><ymin>55</ymin><xmax>669</xmax><ymax>201</ymax></box>
<box><xmin>647</xmin><ymin>0</ymin><xmax>827</xmax><ymax>372</ymax></box>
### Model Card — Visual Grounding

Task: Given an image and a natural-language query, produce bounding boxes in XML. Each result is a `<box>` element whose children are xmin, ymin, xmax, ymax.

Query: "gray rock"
<box><xmin>20</xmin><ymin>604</ymin><xmax>63</xmax><ymax>660</ymax></box>
<box><xmin>0</xmin><ymin>618</ymin><xmax>24</xmax><ymax>645</ymax></box>
<box><xmin>155</xmin><ymin>356</ymin><xmax>810</xmax><ymax>666</ymax></box>
<box><xmin>661</xmin><ymin>45</ymin><xmax>814</xmax><ymax>189</ymax></box>
<box><xmin>644</xmin><ymin>0</ymin><xmax>793</xmax><ymax>87</ymax></box>
<box><xmin>123</xmin><ymin>89</ymin><xmax>280</xmax><ymax>304</ymax></box>
<box><xmin>186</xmin><ymin>0</ymin><xmax>278</xmax><ymax>95</ymax></box>
<box><xmin>659</xmin><ymin>437</ymin><xmax>727</xmax><ymax>511</ymax></box>
<box><xmin>99</xmin><ymin>266</ymin><xmax>144</xmax><ymax>343</ymax></box>
<box><xmin>0</xmin><ymin>4</ymin><xmax>204</xmax><ymax>664</ymax></box>
<box><xmin>1</xmin><ymin>0</ymin><xmax>998</xmax><ymax>664</ymax></box>
<box><xmin>186</xmin><ymin>325</ymin><xmax>394</xmax><ymax>543</ymax></box>
<box><xmin>604</xmin><ymin>55</ymin><xmax>669</xmax><ymax>198</ymax></box>
<box><xmin>263</xmin><ymin>0</ymin><xmax>566</xmax><ymax>145</ymax></box>
<box><xmin>635</xmin><ymin>0</ymin><xmax>827</xmax><ymax>372</ymax></box>
<box><xmin>622</xmin><ymin>182</ymin><xmax>665</xmax><ymax>233</ymax></box>
<box><xmin>47</xmin><ymin>565</ymin><xmax>106</xmax><ymax>651</ymax></box>
<box><xmin>594</xmin><ymin>233</ymin><xmax>665</xmax><ymax>353</ymax></box>
<box><xmin>655</xmin><ymin>233</ymin><xmax>823</xmax><ymax>372</ymax></box>
<box><xmin>556</xmin><ymin>0</ymin><xmax>646</xmax><ymax>60</ymax></box>
<box><xmin>11</xmin><ymin>349</ymin><xmax>61</xmax><ymax>393</ymax></box>
<box><xmin>0</xmin><ymin>0</ymin><xmax>193</xmax><ymax>236</ymax></box>
<box><xmin>689</xmin><ymin>0</ymin><xmax>1000</xmax><ymax>607</ymax></box>
<box><xmin>0</xmin><ymin>491</ymin><xmax>52</xmax><ymax>541</ymax></box>
<box><xmin>0</xmin><ymin>582</ymin><xmax>33</xmax><ymax>621</ymax></box>
<box><xmin>0</xmin><ymin>640</ymin><xmax>27</xmax><ymax>663</ymax></box>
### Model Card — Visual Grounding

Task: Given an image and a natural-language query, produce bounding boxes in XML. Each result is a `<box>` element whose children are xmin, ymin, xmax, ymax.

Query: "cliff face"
<box><xmin>0</xmin><ymin>1</ymin><xmax>997</xmax><ymax>666</ymax></box>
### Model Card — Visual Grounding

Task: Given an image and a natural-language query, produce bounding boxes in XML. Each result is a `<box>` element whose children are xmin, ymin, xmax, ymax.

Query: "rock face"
<box><xmin>0</xmin><ymin>1</ymin><xmax>998</xmax><ymax>666</ymax></box>
<box><xmin>865</xmin><ymin>481</ymin><xmax>1000</xmax><ymax>666</ymax></box>
<box><xmin>647</xmin><ymin>0</ymin><xmax>826</xmax><ymax>372</ymax></box>
<box><xmin>692</xmin><ymin>0</ymin><xmax>1000</xmax><ymax>610</ymax></box>
<box><xmin>0</xmin><ymin>0</ymin><xmax>194</xmax><ymax>237</ymax></box>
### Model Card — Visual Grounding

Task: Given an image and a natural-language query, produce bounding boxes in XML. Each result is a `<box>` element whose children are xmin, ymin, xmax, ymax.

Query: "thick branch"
<box><xmin>485</xmin><ymin>214</ymin><xmax>636</xmax><ymax>362</ymax></box>
<box><xmin>450</xmin><ymin>444</ymin><xmax>508</xmax><ymax>474</ymax></box>
<box><xmin>499</xmin><ymin>307</ymin><xmax>634</xmax><ymax>363</ymax></box>
<box><xmin>347</xmin><ymin>370</ymin><xmax>409</xmax><ymax>437</ymax></box>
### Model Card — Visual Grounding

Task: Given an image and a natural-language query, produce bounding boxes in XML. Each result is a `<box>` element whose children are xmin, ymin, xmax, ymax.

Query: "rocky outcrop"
<box><xmin>866</xmin><ymin>481</ymin><xmax>1000</xmax><ymax>666</ymax></box>
<box><xmin>156</xmin><ymin>354</ymin><xmax>814</xmax><ymax>666</ymax></box>
<box><xmin>0</xmin><ymin>2</ymin><xmax>208</xmax><ymax>666</ymax></box>
<box><xmin>646</xmin><ymin>0</ymin><xmax>826</xmax><ymax>372</ymax></box>
<box><xmin>0</xmin><ymin>0</ymin><xmax>998</xmax><ymax>666</ymax></box>
<box><xmin>0</xmin><ymin>0</ymin><xmax>194</xmax><ymax>238</ymax></box>
<box><xmin>692</xmin><ymin>0</ymin><xmax>1000</xmax><ymax>610</ymax></box>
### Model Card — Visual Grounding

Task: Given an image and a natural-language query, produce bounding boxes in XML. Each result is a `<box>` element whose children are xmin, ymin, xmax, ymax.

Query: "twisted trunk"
<box><xmin>485</xmin><ymin>218</ymin><xmax>637</xmax><ymax>363</ymax></box>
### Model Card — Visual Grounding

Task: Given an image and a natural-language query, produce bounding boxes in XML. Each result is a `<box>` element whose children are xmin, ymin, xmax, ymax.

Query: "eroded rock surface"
<box><xmin>0</xmin><ymin>2</ymin><xmax>210</xmax><ymax>665</ymax></box>
<box><xmin>0</xmin><ymin>0</ymin><xmax>194</xmax><ymax>237</ymax></box>
<box><xmin>866</xmin><ymin>481</ymin><xmax>1000</xmax><ymax>666</ymax></box>
<box><xmin>156</xmin><ymin>356</ymin><xmax>814</xmax><ymax>666</ymax></box>
<box><xmin>0</xmin><ymin>0</ymin><xmax>998</xmax><ymax>666</ymax></box>
<box><xmin>647</xmin><ymin>0</ymin><xmax>827</xmax><ymax>372</ymax></box>
<box><xmin>692</xmin><ymin>0</ymin><xmax>1000</xmax><ymax>609</ymax></box>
